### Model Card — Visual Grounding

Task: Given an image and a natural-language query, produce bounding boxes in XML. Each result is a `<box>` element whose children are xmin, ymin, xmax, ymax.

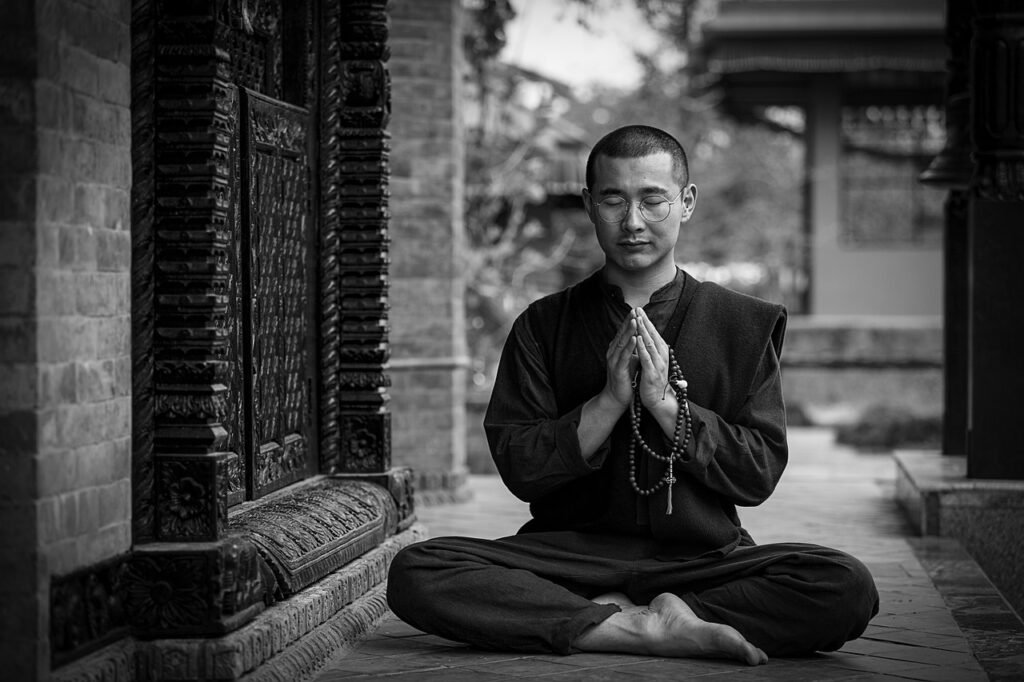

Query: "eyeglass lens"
<box><xmin>598</xmin><ymin>198</ymin><xmax>672</xmax><ymax>222</ymax></box>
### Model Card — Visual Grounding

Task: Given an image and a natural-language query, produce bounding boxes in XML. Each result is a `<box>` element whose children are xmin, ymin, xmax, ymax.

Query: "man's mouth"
<box><xmin>619</xmin><ymin>241</ymin><xmax>648</xmax><ymax>247</ymax></box>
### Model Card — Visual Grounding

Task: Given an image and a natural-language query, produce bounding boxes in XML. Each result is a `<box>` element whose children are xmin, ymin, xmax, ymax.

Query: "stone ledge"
<box><xmin>132</xmin><ymin>522</ymin><xmax>423</xmax><ymax>675</ymax></box>
<box><xmin>909</xmin><ymin>537</ymin><xmax>1024</xmax><ymax>681</ymax></box>
<box><xmin>895</xmin><ymin>451</ymin><xmax>1024</xmax><ymax>623</ymax></box>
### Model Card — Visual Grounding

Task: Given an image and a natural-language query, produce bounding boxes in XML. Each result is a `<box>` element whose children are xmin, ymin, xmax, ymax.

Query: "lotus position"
<box><xmin>387</xmin><ymin>125</ymin><xmax>878</xmax><ymax>665</ymax></box>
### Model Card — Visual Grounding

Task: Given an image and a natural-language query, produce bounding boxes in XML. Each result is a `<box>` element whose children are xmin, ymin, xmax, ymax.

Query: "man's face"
<box><xmin>583</xmin><ymin>152</ymin><xmax>696</xmax><ymax>278</ymax></box>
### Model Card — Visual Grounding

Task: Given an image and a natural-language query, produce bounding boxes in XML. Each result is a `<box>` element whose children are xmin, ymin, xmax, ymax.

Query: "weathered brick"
<box><xmin>0</xmin><ymin>500</ymin><xmax>38</xmax><ymax>553</ymax></box>
<box><xmin>0</xmin><ymin>316</ymin><xmax>34</xmax><ymax>363</ymax></box>
<box><xmin>0</xmin><ymin>450</ymin><xmax>36</xmax><ymax>503</ymax></box>
<box><xmin>0</xmin><ymin>221</ymin><xmax>35</xmax><ymax>268</ymax></box>
<box><xmin>36</xmin><ymin>175</ymin><xmax>74</xmax><ymax>223</ymax></box>
<box><xmin>73</xmin><ymin>181</ymin><xmax>105</xmax><ymax>227</ymax></box>
<box><xmin>95</xmin><ymin>227</ymin><xmax>129</xmax><ymax>270</ymax></box>
<box><xmin>76</xmin><ymin>486</ymin><xmax>100</xmax><ymax>535</ymax></box>
<box><xmin>96</xmin><ymin>59</ymin><xmax>130</xmax><ymax>107</ymax></box>
<box><xmin>37</xmin><ymin>494</ymin><xmax>67</xmax><ymax>545</ymax></box>
<box><xmin>93</xmin><ymin>141</ymin><xmax>130</xmax><ymax>187</ymax></box>
<box><xmin>36</xmin><ymin>219</ymin><xmax>59</xmax><ymax>267</ymax></box>
<box><xmin>72</xmin><ymin>441</ymin><xmax>120</xmax><ymax>488</ymax></box>
<box><xmin>75</xmin><ymin>358</ymin><xmax>117</xmax><ymax>402</ymax></box>
<box><xmin>37</xmin><ymin>407</ymin><xmax>58</xmax><ymax>452</ymax></box>
<box><xmin>0</xmin><ymin>174</ymin><xmax>37</xmax><ymax>222</ymax></box>
<box><xmin>0</xmin><ymin>268</ymin><xmax>34</xmax><ymax>315</ymax></box>
<box><xmin>112</xmin><ymin>354</ymin><xmax>130</xmax><ymax>396</ymax></box>
<box><xmin>97</xmin><ymin>478</ymin><xmax>129</xmax><ymax>528</ymax></box>
<box><xmin>0</xmin><ymin>362</ymin><xmax>36</xmax><ymax>410</ymax></box>
<box><xmin>59</xmin><ymin>44</ymin><xmax>100</xmax><ymax>96</ymax></box>
<box><xmin>61</xmin><ymin>1</ymin><xmax>129</xmax><ymax>64</ymax></box>
<box><xmin>35</xmin><ymin>80</ymin><xmax>68</xmax><ymax>131</ymax></box>
<box><xmin>94</xmin><ymin>314</ymin><xmax>129</xmax><ymax>358</ymax></box>
<box><xmin>79</xmin><ymin>521</ymin><xmax>130</xmax><ymax>566</ymax></box>
<box><xmin>36</xmin><ymin>269</ymin><xmax>78</xmax><ymax>317</ymax></box>
<box><xmin>103</xmin><ymin>187</ymin><xmax>129</xmax><ymax>230</ymax></box>
<box><xmin>58</xmin><ymin>224</ymin><xmax>97</xmax><ymax>270</ymax></box>
<box><xmin>37</xmin><ymin>315</ymin><xmax>95</xmax><ymax>363</ymax></box>
<box><xmin>0</xmin><ymin>78</ymin><xmax>34</xmax><ymax>128</ymax></box>
<box><xmin>54</xmin><ymin>399</ymin><xmax>127</xmax><ymax>449</ymax></box>
<box><xmin>43</xmin><ymin>536</ymin><xmax>78</xmax><ymax>575</ymax></box>
<box><xmin>36</xmin><ymin>450</ymin><xmax>78</xmax><ymax>498</ymax></box>
<box><xmin>76</xmin><ymin>272</ymin><xmax>128</xmax><ymax>316</ymax></box>
<box><xmin>0</xmin><ymin>130</ymin><xmax>37</xmax><ymax>176</ymax></box>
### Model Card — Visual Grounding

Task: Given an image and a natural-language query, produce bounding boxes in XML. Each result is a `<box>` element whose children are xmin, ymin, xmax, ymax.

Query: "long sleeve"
<box><xmin>676</xmin><ymin>340</ymin><xmax>788</xmax><ymax>507</ymax></box>
<box><xmin>484</xmin><ymin>313</ymin><xmax>609</xmax><ymax>503</ymax></box>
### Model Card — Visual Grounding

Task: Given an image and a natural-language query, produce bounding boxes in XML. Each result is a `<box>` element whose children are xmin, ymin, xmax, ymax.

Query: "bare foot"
<box><xmin>643</xmin><ymin>593</ymin><xmax>767</xmax><ymax>665</ymax></box>
<box><xmin>575</xmin><ymin>592</ymin><xmax>767</xmax><ymax>666</ymax></box>
<box><xmin>592</xmin><ymin>592</ymin><xmax>635</xmax><ymax>608</ymax></box>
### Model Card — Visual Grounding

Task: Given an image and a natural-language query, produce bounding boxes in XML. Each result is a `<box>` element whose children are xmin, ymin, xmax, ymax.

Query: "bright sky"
<box><xmin>501</xmin><ymin>0</ymin><xmax>667</xmax><ymax>95</ymax></box>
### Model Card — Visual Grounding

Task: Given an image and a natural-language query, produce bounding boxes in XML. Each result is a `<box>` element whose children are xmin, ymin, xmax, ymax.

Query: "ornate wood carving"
<box><xmin>132</xmin><ymin>0</ymin><xmax>158</xmax><ymax>542</ymax></box>
<box><xmin>227</xmin><ymin>479</ymin><xmax>395</xmax><ymax>596</ymax></box>
<box><xmin>241</xmin><ymin>89</ymin><xmax>316</xmax><ymax>498</ymax></box>
<box><xmin>155</xmin><ymin>453</ymin><xmax>233</xmax><ymax>542</ymax></box>
<box><xmin>970</xmin><ymin>5</ymin><xmax>1024</xmax><ymax>200</ymax></box>
<box><xmin>50</xmin><ymin>557</ymin><xmax>129</xmax><ymax>668</ymax></box>
<box><xmin>122</xmin><ymin>540</ymin><xmax>268</xmax><ymax>637</ymax></box>
<box><xmin>320</xmin><ymin>0</ymin><xmax>393</xmax><ymax>474</ymax></box>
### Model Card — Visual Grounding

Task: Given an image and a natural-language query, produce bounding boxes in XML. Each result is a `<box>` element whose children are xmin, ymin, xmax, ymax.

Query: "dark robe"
<box><xmin>387</xmin><ymin>268</ymin><xmax>877</xmax><ymax>657</ymax></box>
<box><xmin>484</xmin><ymin>268</ymin><xmax>788</xmax><ymax>558</ymax></box>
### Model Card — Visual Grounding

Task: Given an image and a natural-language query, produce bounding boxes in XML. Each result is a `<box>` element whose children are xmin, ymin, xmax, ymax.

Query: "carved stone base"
<box><xmin>51</xmin><ymin>637</ymin><xmax>135</xmax><ymax>682</ymax></box>
<box><xmin>135</xmin><ymin>525</ymin><xmax>425</xmax><ymax>681</ymax></box>
<box><xmin>52</xmin><ymin>526</ymin><xmax>425</xmax><ymax>682</ymax></box>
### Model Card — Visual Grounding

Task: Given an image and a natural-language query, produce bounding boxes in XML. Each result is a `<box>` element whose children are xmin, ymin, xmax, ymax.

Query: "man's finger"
<box><xmin>636</xmin><ymin>308</ymin><xmax>669</xmax><ymax>355</ymax></box>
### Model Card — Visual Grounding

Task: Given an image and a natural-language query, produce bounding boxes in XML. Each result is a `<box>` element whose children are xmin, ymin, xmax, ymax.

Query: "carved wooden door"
<box><xmin>239</xmin><ymin>90</ymin><xmax>317</xmax><ymax>499</ymax></box>
<box><xmin>217</xmin><ymin>0</ymin><xmax>319</xmax><ymax>504</ymax></box>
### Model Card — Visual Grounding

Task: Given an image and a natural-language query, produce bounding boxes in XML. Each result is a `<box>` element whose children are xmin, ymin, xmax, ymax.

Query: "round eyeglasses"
<box><xmin>594</xmin><ymin>190</ymin><xmax>684</xmax><ymax>223</ymax></box>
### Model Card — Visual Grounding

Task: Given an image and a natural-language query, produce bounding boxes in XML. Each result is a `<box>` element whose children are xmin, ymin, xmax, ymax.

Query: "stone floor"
<box><xmin>314</xmin><ymin>428</ymin><xmax>1024</xmax><ymax>681</ymax></box>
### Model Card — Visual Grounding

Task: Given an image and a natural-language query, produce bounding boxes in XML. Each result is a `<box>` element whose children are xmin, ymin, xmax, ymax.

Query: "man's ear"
<box><xmin>582</xmin><ymin>188</ymin><xmax>596</xmax><ymax>222</ymax></box>
<box><xmin>680</xmin><ymin>184</ymin><xmax>697</xmax><ymax>222</ymax></box>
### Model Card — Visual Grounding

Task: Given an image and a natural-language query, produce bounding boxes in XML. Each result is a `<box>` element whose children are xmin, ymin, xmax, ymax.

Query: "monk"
<box><xmin>387</xmin><ymin>124</ymin><xmax>878</xmax><ymax>665</ymax></box>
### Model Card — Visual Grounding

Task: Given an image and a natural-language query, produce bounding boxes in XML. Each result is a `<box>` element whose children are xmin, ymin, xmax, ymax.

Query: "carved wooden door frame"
<box><xmin>131</xmin><ymin>0</ymin><xmax>393</xmax><ymax>544</ymax></box>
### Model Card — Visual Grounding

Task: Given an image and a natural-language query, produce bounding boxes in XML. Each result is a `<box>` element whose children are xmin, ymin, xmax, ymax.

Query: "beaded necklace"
<box><xmin>627</xmin><ymin>348</ymin><xmax>693</xmax><ymax>515</ymax></box>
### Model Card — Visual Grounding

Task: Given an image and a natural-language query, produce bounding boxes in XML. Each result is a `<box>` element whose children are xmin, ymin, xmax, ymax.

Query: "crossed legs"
<box><xmin>386</xmin><ymin>531</ymin><xmax>878</xmax><ymax>664</ymax></box>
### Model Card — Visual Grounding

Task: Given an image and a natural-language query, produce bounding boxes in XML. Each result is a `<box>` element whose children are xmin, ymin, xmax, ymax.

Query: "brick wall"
<box><xmin>0</xmin><ymin>0</ymin><xmax>132</xmax><ymax>677</ymax></box>
<box><xmin>388</xmin><ymin>0</ymin><xmax>469</xmax><ymax>497</ymax></box>
<box><xmin>0</xmin><ymin>0</ymin><xmax>43</xmax><ymax>677</ymax></box>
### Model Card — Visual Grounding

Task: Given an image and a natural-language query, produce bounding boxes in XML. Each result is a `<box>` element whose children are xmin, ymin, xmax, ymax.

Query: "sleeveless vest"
<box><xmin>520</xmin><ymin>270</ymin><xmax>787</xmax><ymax>557</ymax></box>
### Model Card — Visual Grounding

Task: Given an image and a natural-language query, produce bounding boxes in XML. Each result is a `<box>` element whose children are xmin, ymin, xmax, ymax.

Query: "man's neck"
<box><xmin>604</xmin><ymin>262</ymin><xmax>678</xmax><ymax>308</ymax></box>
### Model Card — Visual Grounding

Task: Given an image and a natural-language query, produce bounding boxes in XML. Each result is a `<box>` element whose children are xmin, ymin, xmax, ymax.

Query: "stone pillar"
<box><xmin>966</xmin><ymin>3</ymin><xmax>1024</xmax><ymax>479</ymax></box>
<box><xmin>388</xmin><ymin>0</ymin><xmax>469</xmax><ymax>502</ymax></box>
<box><xmin>0</xmin><ymin>0</ymin><xmax>134</xmax><ymax>678</ymax></box>
<box><xmin>920</xmin><ymin>0</ymin><xmax>974</xmax><ymax>456</ymax></box>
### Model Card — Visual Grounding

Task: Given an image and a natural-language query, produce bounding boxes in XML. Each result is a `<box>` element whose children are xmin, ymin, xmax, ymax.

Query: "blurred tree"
<box><xmin>460</xmin><ymin>0</ymin><xmax>807</xmax><ymax>389</ymax></box>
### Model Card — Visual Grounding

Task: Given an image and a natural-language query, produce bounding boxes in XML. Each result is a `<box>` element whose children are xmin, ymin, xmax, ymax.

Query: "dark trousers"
<box><xmin>386</xmin><ymin>531</ymin><xmax>879</xmax><ymax>657</ymax></box>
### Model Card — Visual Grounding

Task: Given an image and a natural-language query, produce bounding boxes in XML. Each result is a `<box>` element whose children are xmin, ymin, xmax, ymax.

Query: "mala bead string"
<box><xmin>628</xmin><ymin>348</ymin><xmax>693</xmax><ymax>515</ymax></box>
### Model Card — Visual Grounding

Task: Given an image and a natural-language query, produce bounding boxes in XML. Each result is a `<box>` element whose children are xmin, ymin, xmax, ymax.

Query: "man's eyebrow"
<box><xmin>596</xmin><ymin>185</ymin><xmax>672</xmax><ymax>197</ymax></box>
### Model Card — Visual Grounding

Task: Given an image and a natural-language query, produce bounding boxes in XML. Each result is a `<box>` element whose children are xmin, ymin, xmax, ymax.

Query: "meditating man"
<box><xmin>387</xmin><ymin>124</ymin><xmax>878</xmax><ymax>665</ymax></box>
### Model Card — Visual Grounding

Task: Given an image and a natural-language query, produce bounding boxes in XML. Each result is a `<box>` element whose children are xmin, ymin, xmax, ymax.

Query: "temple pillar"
<box><xmin>965</xmin><ymin>2</ymin><xmax>1024</xmax><ymax>479</ymax></box>
<box><xmin>896</xmin><ymin>0</ymin><xmax>1024</xmax><ymax>623</ymax></box>
<box><xmin>388</xmin><ymin>0</ymin><xmax>470</xmax><ymax>503</ymax></box>
<box><xmin>920</xmin><ymin>0</ymin><xmax>974</xmax><ymax>455</ymax></box>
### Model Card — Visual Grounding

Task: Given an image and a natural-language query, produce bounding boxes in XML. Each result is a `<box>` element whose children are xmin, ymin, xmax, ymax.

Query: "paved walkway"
<box><xmin>315</xmin><ymin>428</ymin><xmax>1024</xmax><ymax>681</ymax></box>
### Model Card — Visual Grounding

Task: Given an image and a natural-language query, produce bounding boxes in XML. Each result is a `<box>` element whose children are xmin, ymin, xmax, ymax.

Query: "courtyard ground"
<box><xmin>314</xmin><ymin>428</ymin><xmax>1024</xmax><ymax>681</ymax></box>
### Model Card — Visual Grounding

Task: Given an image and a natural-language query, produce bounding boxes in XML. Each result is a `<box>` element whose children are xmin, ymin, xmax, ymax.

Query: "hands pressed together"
<box><xmin>605</xmin><ymin>308</ymin><xmax>676</xmax><ymax>413</ymax></box>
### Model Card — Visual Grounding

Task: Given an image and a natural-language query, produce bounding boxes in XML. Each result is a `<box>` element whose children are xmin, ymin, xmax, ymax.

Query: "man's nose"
<box><xmin>623</xmin><ymin>201</ymin><xmax>645</xmax><ymax>231</ymax></box>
